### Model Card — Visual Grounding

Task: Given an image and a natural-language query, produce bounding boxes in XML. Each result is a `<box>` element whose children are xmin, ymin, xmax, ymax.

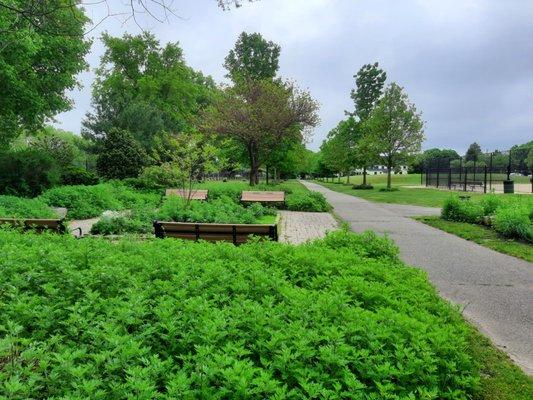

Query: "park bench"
<box><xmin>153</xmin><ymin>221</ymin><xmax>278</xmax><ymax>244</ymax></box>
<box><xmin>165</xmin><ymin>189</ymin><xmax>208</xmax><ymax>200</ymax></box>
<box><xmin>0</xmin><ymin>218</ymin><xmax>68</xmax><ymax>234</ymax></box>
<box><xmin>241</xmin><ymin>191</ymin><xmax>285</xmax><ymax>203</ymax></box>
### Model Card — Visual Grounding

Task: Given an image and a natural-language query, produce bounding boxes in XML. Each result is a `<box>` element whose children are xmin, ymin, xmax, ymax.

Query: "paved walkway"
<box><xmin>278</xmin><ymin>211</ymin><xmax>338</xmax><ymax>244</ymax></box>
<box><xmin>301</xmin><ymin>180</ymin><xmax>533</xmax><ymax>374</ymax></box>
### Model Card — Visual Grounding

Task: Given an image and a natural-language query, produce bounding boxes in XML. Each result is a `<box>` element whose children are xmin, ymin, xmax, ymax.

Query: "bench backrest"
<box><xmin>241</xmin><ymin>191</ymin><xmax>285</xmax><ymax>203</ymax></box>
<box><xmin>0</xmin><ymin>218</ymin><xmax>66</xmax><ymax>233</ymax></box>
<box><xmin>165</xmin><ymin>189</ymin><xmax>208</xmax><ymax>200</ymax></box>
<box><xmin>153</xmin><ymin>221</ymin><xmax>277</xmax><ymax>244</ymax></box>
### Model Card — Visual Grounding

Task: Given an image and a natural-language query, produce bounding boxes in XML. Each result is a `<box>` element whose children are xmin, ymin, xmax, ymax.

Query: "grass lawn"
<box><xmin>315</xmin><ymin>179</ymin><xmax>485</xmax><ymax>208</ymax></box>
<box><xmin>416</xmin><ymin>216</ymin><xmax>533</xmax><ymax>262</ymax></box>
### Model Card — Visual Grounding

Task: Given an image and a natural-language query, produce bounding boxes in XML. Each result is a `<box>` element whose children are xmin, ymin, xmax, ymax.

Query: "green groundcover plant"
<box><xmin>0</xmin><ymin>229</ymin><xmax>481</xmax><ymax>399</ymax></box>
<box><xmin>442</xmin><ymin>195</ymin><xmax>533</xmax><ymax>242</ymax></box>
<box><xmin>39</xmin><ymin>182</ymin><xmax>162</xmax><ymax>219</ymax></box>
<box><xmin>0</xmin><ymin>196</ymin><xmax>57</xmax><ymax>218</ymax></box>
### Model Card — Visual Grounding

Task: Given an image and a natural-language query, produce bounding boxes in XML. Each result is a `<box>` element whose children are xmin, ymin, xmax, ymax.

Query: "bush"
<box><xmin>353</xmin><ymin>184</ymin><xmax>374</xmax><ymax>190</ymax></box>
<box><xmin>0</xmin><ymin>149</ymin><xmax>60</xmax><ymax>197</ymax></box>
<box><xmin>90</xmin><ymin>211</ymin><xmax>154</xmax><ymax>235</ymax></box>
<box><xmin>96</xmin><ymin>128</ymin><xmax>148</xmax><ymax>179</ymax></box>
<box><xmin>139</xmin><ymin>163</ymin><xmax>181</xmax><ymax>189</ymax></box>
<box><xmin>492</xmin><ymin>206</ymin><xmax>532</xmax><ymax>243</ymax></box>
<box><xmin>0</xmin><ymin>229</ymin><xmax>480</xmax><ymax>398</ymax></box>
<box><xmin>479</xmin><ymin>194</ymin><xmax>503</xmax><ymax>216</ymax></box>
<box><xmin>157</xmin><ymin>196</ymin><xmax>275</xmax><ymax>224</ymax></box>
<box><xmin>442</xmin><ymin>196</ymin><xmax>484</xmax><ymax>224</ymax></box>
<box><xmin>39</xmin><ymin>183</ymin><xmax>161</xmax><ymax>219</ymax></box>
<box><xmin>61</xmin><ymin>166</ymin><xmax>99</xmax><ymax>186</ymax></box>
<box><xmin>379</xmin><ymin>187</ymin><xmax>399</xmax><ymax>192</ymax></box>
<box><xmin>0</xmin><ymin>196</ymin><xmax>56</xmax><ymax>218</ymax></box>
<box><xmin>285</xmin><ymin>191</ymin><xmax>331</xmax><ymax>212</ymax></box>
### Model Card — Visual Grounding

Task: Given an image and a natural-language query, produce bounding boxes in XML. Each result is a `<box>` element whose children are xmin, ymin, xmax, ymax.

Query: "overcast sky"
<box><xmin>54</xmin><ymin>0</ymin><xmax>533</xmax><ymax>153</ymax></box>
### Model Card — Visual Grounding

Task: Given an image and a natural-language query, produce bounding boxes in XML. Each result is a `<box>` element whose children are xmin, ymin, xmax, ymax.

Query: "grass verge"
<box><xmin>416</xmin><ymin>216</ymin><xmax>533</xmax><ymax>262</ymax></box>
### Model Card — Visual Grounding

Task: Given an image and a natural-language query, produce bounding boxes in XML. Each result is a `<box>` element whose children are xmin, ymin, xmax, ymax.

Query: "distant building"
<box><xmin>353</xmin><ymin>165</ymin><xmax>408</xmax><ymax>175</ymax></box>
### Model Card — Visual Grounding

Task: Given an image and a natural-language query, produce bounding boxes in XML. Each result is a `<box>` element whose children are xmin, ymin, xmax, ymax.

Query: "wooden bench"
<box><xmin>153</xmin><ymin>221</ymin><xmax>278</xmax><ymax>244</ymax></box>
<box><xmin>0</xmin><ymin>218</ymin><xmax>67</xmax><ymax>234</ymax></box>
<box><xmin>165</xmin><ymin>189</ymin><xmax>208</xmax><ymax>200</ymax></box>
<box><xmin>241</xmin><ymin>191</ymin><xmax>285</xmax><ymax>203</ymax></box>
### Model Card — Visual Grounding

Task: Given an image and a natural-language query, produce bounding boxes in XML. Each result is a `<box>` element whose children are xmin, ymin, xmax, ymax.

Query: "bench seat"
<box><xmin>153</xmin><ymin>221</ymin><xmax>278</xmax><ymax>244</ymax></box>
<box><xmin>0</xmin><ymin>218</ymin><xmax>66</xmax><ymax>233</ymax></box>
<box><xmin>165</xmin><ymin>189</ymin><xmax>208</xmax><ymax>200</ymax></box>
<box><xmin>241</xmin><ymin>191</ymin><xmax>285</xmax><ymax>203</ymax></box>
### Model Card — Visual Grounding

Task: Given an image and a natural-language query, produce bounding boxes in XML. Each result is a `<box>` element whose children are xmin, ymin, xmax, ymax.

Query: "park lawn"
<box><xmin>332</xmin><ymin>173</ymin><xmax>423</xmax><ymax>186</ymax></box>
<box><xmin>315</xmin><ymin>179</ymin><xmax>484</xmax><ymax>208</ymax></box>
<box><xmin>416</xmin><ymin>216</ymin><xmax>533</xmax><ymax>262</ymax></box>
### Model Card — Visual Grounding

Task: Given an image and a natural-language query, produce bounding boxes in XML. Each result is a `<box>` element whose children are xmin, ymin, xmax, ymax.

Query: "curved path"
<box><xmin>301</xmin><ymin>180</ymin><xmax>533</xmax><ymax>374</ymax></box>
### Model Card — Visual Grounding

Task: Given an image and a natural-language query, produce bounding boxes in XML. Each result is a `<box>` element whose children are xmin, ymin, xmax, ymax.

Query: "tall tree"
<box><xmin>364</xmin><ymin>83</ymin><xmax>425</xmax><ymax>189</ymax></box>
<box><xmin>203</xmin><ymin>79</ymin><xmax>319</xmax><ymax>185</ymax></box>
<box><xmin>349</xmin><ymin>62</ymin><xmax>387</xmax><ymax>184</ymax></box>
<box><xmin>83</xmin><ymin>32</ymin><xmax>215</xmax><ymax>161</ymax></box>
<box><xmin>0</xmin><ymin>0</ymin><xmax>90</xmax><ymax>145</ymax></box>
<box><xmin>465</xmin><ymin>142</ymin><xmax>482</xmax><ymax>162</ymax></box>
<box><xmin>224</xmin><ymin>32</ymin><xmax>281</xmax><ymax>82</ymax></box>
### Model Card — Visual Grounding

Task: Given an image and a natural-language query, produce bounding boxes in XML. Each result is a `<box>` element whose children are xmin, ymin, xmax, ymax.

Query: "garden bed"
<box><xmin>0</xmin><ymin>229</ymin><xmax>483</xmax><ymax>398</ymax></box>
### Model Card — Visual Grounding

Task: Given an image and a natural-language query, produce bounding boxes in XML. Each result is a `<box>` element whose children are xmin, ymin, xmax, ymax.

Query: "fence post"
<box><xmin>459</xmin><ymin>158</ymin><xmax>462</xmax><ymax>181</ymax></box>
<box><xmin>483</xmin><ymin>165</ymin><xmax>487</xmax><ymax>193</ymax></box>
<box><xmin>489</xmin><ymin>153</ymin><xmax>493</xmax><ymax>192</ymax></box>
<box><xmin>463</xmin><ymin>163</ymin><xmax>468</xmax><ymax>191</ymax></box>
<box><xmin>507</xmin><ymin>149</ymin><xmax>512</xmax><ymax>181</ymax></box>
<box><xmin>436</xmin><ymin>158</ymin><xmax>440</xmax><ymax>188</ymax></box>
<box><xmin>473</xmin><ymin>160</ymin><xmax>476</xmax><ymax>181</ymax></box>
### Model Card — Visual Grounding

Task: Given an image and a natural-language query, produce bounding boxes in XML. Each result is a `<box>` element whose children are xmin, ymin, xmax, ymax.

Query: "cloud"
<box><xmin>54</xmin><ymin>0</ymin><xmax>533</xmax><ymax>154</ymax></box>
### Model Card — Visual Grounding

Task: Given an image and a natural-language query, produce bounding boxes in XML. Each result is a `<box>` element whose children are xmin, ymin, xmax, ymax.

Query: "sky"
<box><xmin>54</xmin><ymin>0</ymin><xmax>533</xmax><ymax>153</ymax></box>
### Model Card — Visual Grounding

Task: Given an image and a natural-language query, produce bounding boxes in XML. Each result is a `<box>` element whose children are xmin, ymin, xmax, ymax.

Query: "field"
<box><xmin>0</xmin><ymin>228</ymin><xmax>531</xmax><ymax>399</ymax></box>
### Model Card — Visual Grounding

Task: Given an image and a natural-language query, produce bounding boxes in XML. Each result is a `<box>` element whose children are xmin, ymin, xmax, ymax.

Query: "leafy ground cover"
<box><xmin>39</xmin><ymin>182</ymin><xmax>162</xmax><ymax>219</ymax></box>
<box><xmin>0</xmin><ymin>229</ymin><xmax>531</xmax><ymax>399</ymax></box>
<box><xmin>417</xmin><ymin>216</ymin><xmax>533</xmax><ymax>262</ymax></box>
<box><xmin>0</xmin><ymin>196</ymin><xmax>57</xmax><ymax>219</ymax></box>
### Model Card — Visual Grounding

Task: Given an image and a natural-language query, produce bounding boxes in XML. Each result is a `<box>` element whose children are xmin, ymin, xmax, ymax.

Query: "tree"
<box><xmin>96</xmin><ymin>129</ymin><xmax>148</xmax><ymax>179</ymax></box>
<box><xmin>465</xmin><ymin>142</ymin><xmax>482</xmax><ymax>162</ymax></box>
<box><xmin>320</xmin><ymin>119</ymin><xmax>359</xmax><ymax>183</ymax></box>
<box><xmin>349</xmin><ymin>62</ymin><xmax>387</xmax><ymax>184</ymax></box>
<box><xmin>0</xmin><ymin>0</ymin><xmax>90</xmax><ymax>145</ymax></box>
<box><xmin>224</xmin><ymin>32</ymin><xmax>281</xmax><ymax>82</ymax></box>
<box><xmin>83</xmin><ymin>32</ymin><xmax>215</xmax><ymax>161</ymax></box>
<box><xmin>410</xmin><ymin>148</ymin><xmax>460</xmax><ymax>173</ymax></box>
<box><xmin>364</xmin><ymin>83</ymin><xmax>425</xmax><ymax>189</ymax></box>
<box><xmin>203</xmin><ymin>79</ymin><xmax>319</xmax><ymax>185</ymax></box>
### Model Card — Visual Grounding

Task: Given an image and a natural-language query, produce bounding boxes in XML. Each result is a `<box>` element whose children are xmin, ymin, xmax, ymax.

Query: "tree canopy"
<box><xmin>0</xmin><ymin>0</ymin><xmax>90</xmax><ymax>145</ymax></box>
<box><xmin>83</xmin><ymin>32</ymin><xmax>215</xmax><ymax>161</ymax></box>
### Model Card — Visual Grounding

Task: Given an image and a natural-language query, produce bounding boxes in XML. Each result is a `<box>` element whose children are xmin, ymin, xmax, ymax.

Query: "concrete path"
<box><xmin>69</xmin><ymin>218</ymin><xmax>100</xmax><ymax>237</ymax></box>
<box><xmin>301</xmin><ymin>180</ymin><xmax>533</xmax><ymax>374</ymax></box>
<box><xmin>279</xmin><ymin>211</ymin><xmax>338</xmax><ymax>244</ymax></box>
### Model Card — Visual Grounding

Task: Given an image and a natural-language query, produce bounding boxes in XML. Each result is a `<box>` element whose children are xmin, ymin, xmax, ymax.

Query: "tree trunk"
<box><xmin>363</xmin><ymin>166</ymin><xmax>367</xmax><ymax>185</ymax></box>
<box><xmin>248</xmin><ymin>143</ymin><xmax>260</xmax><ymax>186</ymax></box>
<box><xmin>266</xmin><ymin>165</ymin><xmax>269</xmax><ymax>185</ymax></box>
<box><xmin>346</xmin><ymin>172</ymin><xmax>350</xmax><ymax>184</ymax></box>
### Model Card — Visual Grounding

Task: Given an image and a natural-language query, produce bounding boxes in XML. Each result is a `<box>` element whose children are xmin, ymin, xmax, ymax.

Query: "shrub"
<box><xmin>0</xmin><ymin>196</ymin><xmax>56</xmax><ymax>218</ymax></box>
<box><xmin>61</xmin><ymin>166</ymin><xmax>99</xmax><ymax>186</ymax></box>
<box><xmin>96</xmin><ymin>128</ymin><xmax>148</xmax><ymax>179</ymax></box>
<box><xmin>39</xmin><ymin>183</ymin><xmax>161</xmax><ymax>219</ymax></box>
<box><xmin>442</xmin><ymin>196</ymin><xmax>484</xmax><ymax>224</ymax></box>
<box><xmin>157</xmin><ymin>196</ymin><xmax>275</xmax><ymax>224</ymax></box>
<box><xmin>0</xmin><ymin>230</ymin><xmax>480</xmax><ymax>398</ymax></box>
<box><xmin>139</xmin><ymin>163</ymin><xmax>181</xmax><ymax>189</ymax></box>
<box><xmin>479</xmin><ymin>194</ymin><xmax>503</xmax><ymax>216</ymax></box>
<box><xmin>379</xmin><ymin>187</ymin><xmax>399</xmax><ymax>192</ymax></box>
<box><xmin>90</xmin><ymin>212</ymin><xmax>154</xmax><ymax>235</ymax></box>
<box><xmin>492</xmin><ymin>206</ymin><xmax>533</xmax><ymax>243</ymax></box>
<box><xmin>285</xmin><ymin>191</ymin><xmax>331</xmax><ymax>212</ymax></box>
<box><xmin>353</xmin><ymin>184</ymin><xmax>374</xmax><ymax>190</ymax></box>
<box><xmin>0</xmin><ymin>149</ymin><xmax>60</xmax><ymax>197</ymax></box>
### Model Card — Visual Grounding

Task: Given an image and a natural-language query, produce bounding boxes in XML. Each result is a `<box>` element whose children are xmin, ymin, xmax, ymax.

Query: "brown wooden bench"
<box><xmin>241</xmin><ymin>191</ymin><xmax>285</xmax><ymax>203</ymax></box>
<box><xmin>153</xmin><ymin>221</ymin><xmax>278</xmax><ymax>244</ymax></box>
<box><xmin>165</xmin><ymin>189</ymin><xmax>208</xmax><ymax>200</ymax></box>
<box><xmin>0</xmin><ymin>218</ymin><xmax>67</xmax><ymax>234</ymax></box>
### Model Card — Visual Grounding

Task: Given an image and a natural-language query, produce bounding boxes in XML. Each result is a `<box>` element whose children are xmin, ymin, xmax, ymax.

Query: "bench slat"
<box><xmin>0</xmin><ymin>218</ymin><xmax>65</xmax><ymax>233</ymax></box>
